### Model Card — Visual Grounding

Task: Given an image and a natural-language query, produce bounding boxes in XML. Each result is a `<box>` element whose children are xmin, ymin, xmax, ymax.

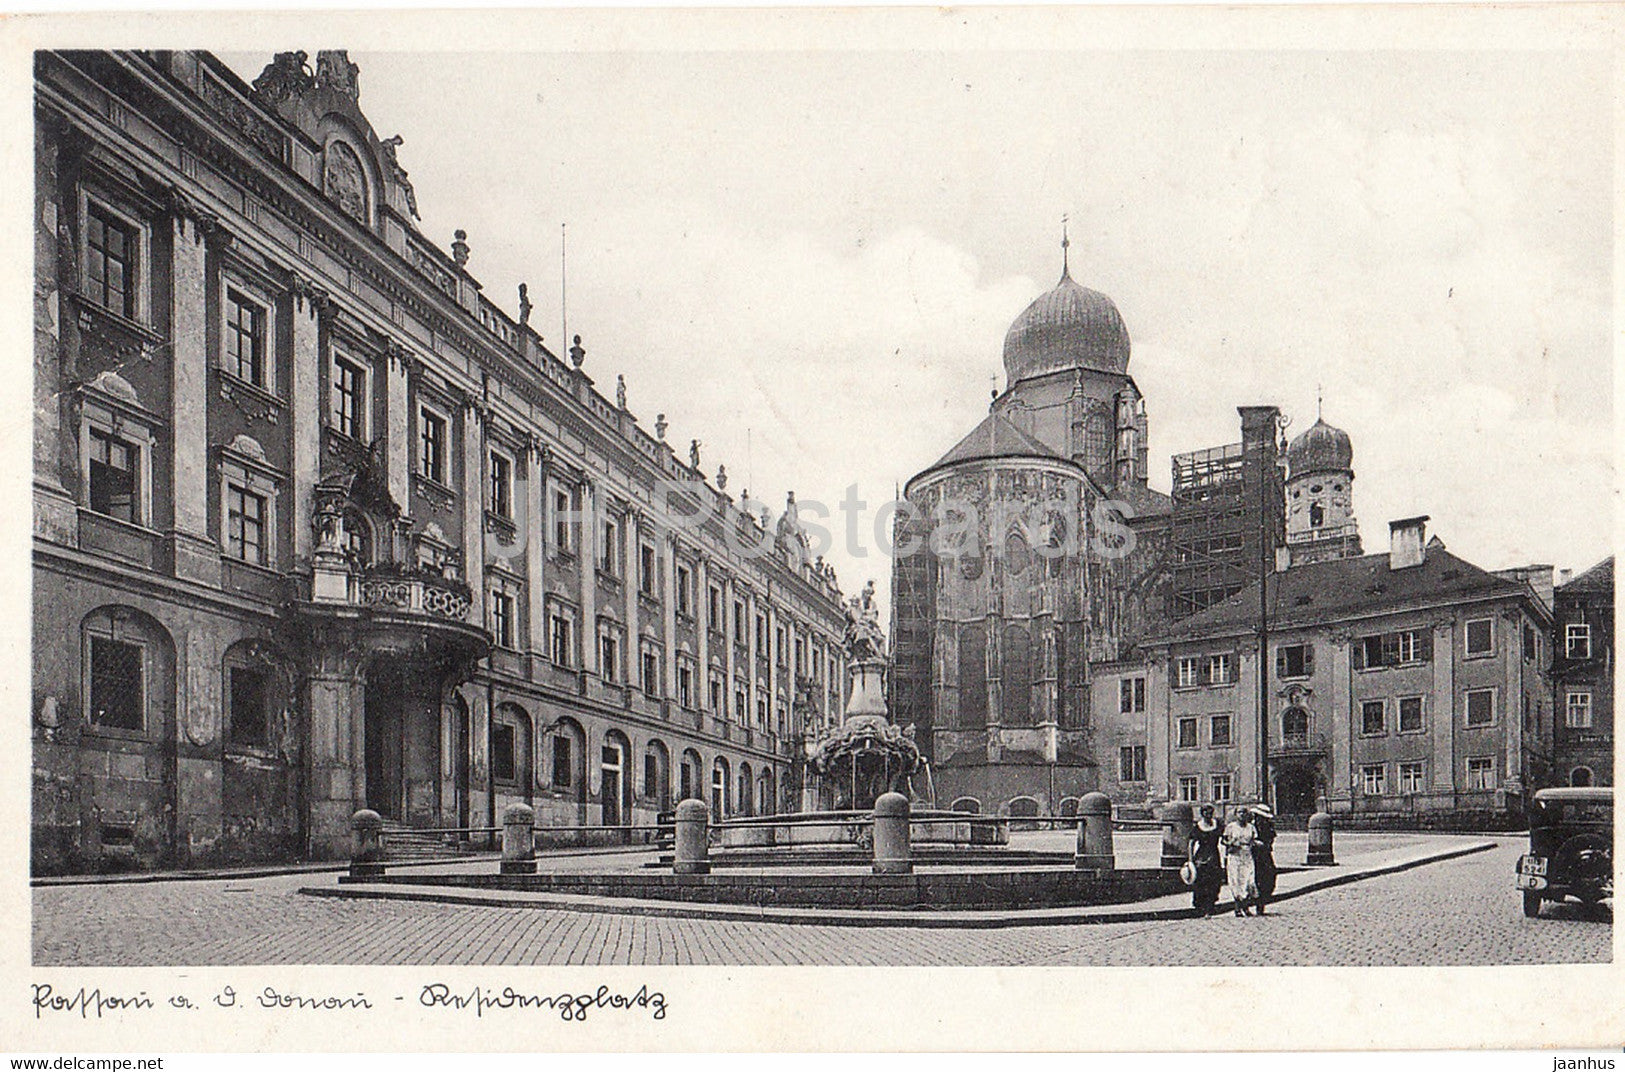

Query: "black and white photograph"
<box><xmin>7</xmin><ymin>3</ymin><xmax>1622</xmax><ymax>1053</ymax></box>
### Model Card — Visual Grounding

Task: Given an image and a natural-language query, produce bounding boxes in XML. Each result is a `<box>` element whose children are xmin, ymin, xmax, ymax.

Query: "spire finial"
<box><xmin>1316</xmin><ymin>384</ymin><xmax>1323</xmax><ymax>421</ymax></box>
<box><xmin>1061</xmin><ymin>214</ymin><xmax>1071</xmax><ymax>278</ymax></box>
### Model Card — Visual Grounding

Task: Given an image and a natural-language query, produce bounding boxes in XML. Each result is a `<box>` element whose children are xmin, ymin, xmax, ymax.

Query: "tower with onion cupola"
<box><xmin>1284</xmin><ymin>411</ymin><xmax>1362</xmax><ymax>566</ymax></box>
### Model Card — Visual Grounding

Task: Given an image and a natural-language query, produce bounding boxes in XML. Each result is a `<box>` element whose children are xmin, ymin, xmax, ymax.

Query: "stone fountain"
<box><xmin>806</xmin><ymin>580</ymin><xmax>925</xmax><ymax>810</ymax></box>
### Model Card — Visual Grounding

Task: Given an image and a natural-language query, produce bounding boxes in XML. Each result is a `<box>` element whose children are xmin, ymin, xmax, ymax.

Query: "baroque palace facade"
<box><xmin>32</xmin><ymin>49</ymin><xmax>848</xmax><ymax>874</ymax></box>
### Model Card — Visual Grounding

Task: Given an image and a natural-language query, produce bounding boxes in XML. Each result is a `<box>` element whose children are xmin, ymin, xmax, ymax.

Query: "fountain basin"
<box><xmin>710</xmin><ymin>809</ymin><xmax>1008</xmax><ymax>850</ymax></box>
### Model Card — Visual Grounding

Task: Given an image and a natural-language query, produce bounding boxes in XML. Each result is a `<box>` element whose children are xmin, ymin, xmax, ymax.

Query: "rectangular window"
<box><xmin>88</xmin><ymin>427</ymin><xmax>139</xmax><ymax>524</ymax></box>
<box><xmin>1210</xmin><ymin>714</ymin><xmax>1232</xmax><ymax>747</ymax></box>
<box><xmin>641</xmin><ymin>649</ymin><xmax>661</xmax><ymax>697</ymax></box>
<box><xmin>227</xmin><ymin>665</ymin><xmax>268</xmax><ymax>746</ymax></box>
<box><xmin>89</xmin><ymin>635</ymin><xmax>143</xmax><ymax>731</ymax></box>
<box><xmin>226</xmin><ymin>484</ymin><xmax>267</xmax><ymax>565</ymax></box>
<box><xmin>1210</xmin><ymin>773</ymin><xmax>1232</xmax><ymax>803</ymax></box>
<box><xmin>1466</xmin><ymin>756</ymin><xmax>1495</xmax><ymax>791</ymax></box>
<box><xmin>1119</xmin><ymin>677</ymin><xmax>1146</xmax><ymax>714</ymax></box>
<box><xmin>640</xmin><ymin>544</ymin><xmax>657</xmax><ymax>596</ymax></box>
<box><xmin>489</xmin><ymin>590</ymin><xmax>515</xmax><ymax>649</ymax></box>
<box><xmin>643</xmin><ymin>753</ymin><xmax>659</xmax><ymax>799</ymax></box>
<box><xmin>708</xmin><ymin>586</ymin><xmax>723</xmax><ymax>633</ymax></box>
<box><xmin>1566</xmin><ymin>690</ymin><xmax>1594</xmax><ymax>729</ymax></box>
<box><xmin>1465</xmin><ymin>618</ymin><xmax>1494</xmax><ymax>657</ymax></box>
<box><xmin>85</xmin><ymin>205</ymin><xmax>136</xmax><ymax>318</ymax></box>
<box><xmin>1118</xmin><ymin>745</ymin><xmax>1146</xmax><ymax>783</ymax></box>
<box><xmin>551</xmin><ymin>736</ymin><xmax>572</xmax><ymax>789</ymax></box>
<box><xmin>677</xmin><ymin>662</ymin><xmax>694</xmax><ymax>709</ymax></box>
<box><xmin>332</xmin><ymin>356</ymin><xmax>366</xmax><ymax>440</ymax></box>
<box><xmin>756</xmin><ymin>615</ymin><xmax>768</xmax><ymax>655</ymax></box>
<box><xmin>1176</xmin><ymin>657</ymin><xmax>1199</xmax><ymax>689</ymax></box>
<box><xmin>1276</xmin><ymin>644</ymin><xmax>1313</xmax><ymax>679</ymax></box>
<box><xmin>1208</xmin><ymin>653</ymin><xmax>1233</xmax><ymax>685</ymax></box>
<box><xmin>599</xmin><ymin>629</ymin><xmax>619</xmax><ymax>682</ymax></box>
<box><xmin>1177</xmin><ymin>775</ymin><xmax>1200</xmax><ymax>803</ymax></box>
<box><xmin>549</xmin><ymin>609</ymin><xmax>573</xmax><ymax>667</ymax></box>
<box><xmin>734</xmin><ymin>601</ymin><xmax>747</xmax><ymax>643</ymax></box>
<box><xmin>676</xmin><ymin>564</ymin><xmax>693</xmax><ymax>617</ymax></box>
<box><xmin>1399</xmin><ymin>696</ymin><xmax>1424</xmax><ymax>733</ymax></box>
<box><xmin>600</xmin><ymin>518</ymin><xmax>619</xmax><ymax>575</ymax></box>
<box><xmin>418</xmin><ymin>406</ymin><xmax>447</xmax><ymax>484</ymax></box>
<box><xmin>224</xmin><ymin>288</ymin><xmax>266</xmax><ymax>387</ymax></box>
<box><xmin>1566</xmin><ymin>623</ymin><xmax>1591</xmax><ymax>660</ymax></box>
<box><xmin>756</xmin><ymin>695</ymin><xmax>769</xmax><ymax>727</ymax></box>
<box><xmin>1360</xmin><ymin>764</ymin><xmax>1386</xmax><ymax>795</ymax></box>
<box><xmin>1523</xmin><ymin>624</ymin><xmax>1537</xmax><ymax>662</ymax></box>
<box><xmin>1361</xmin><ymin>700</ymin><xmax>1386</xmax><ymax>736</ymax></box>
<box><xmin>1177</xmin><ymin>717</ymin><xmax>1199</xmax><ymax>749</ymax></box>
<box><xmin>552</xmin><ymin>488</ymin><xmax>574</xmax><ymax>554</ymax></box>
<box><xmin>1356</xmin><ymin>635</ymin><xmax>1385</xmax><ymax>670</ymax></box>
<box><xmin>775</xmin><ymin>626</ymin><xmax>788</xmax><ymax>666</ymax></box>
<box><xmin>708</xmin><ymin>674</ymin><xmax>724</xmax><ymax>713</ymax></box>
<box><xmin>488</xmin><ymin>452</ymin><xmax>512</xmax><ymax>519</ymax></box>
<box><xmin>1398</xmin><ymin>761</ymin><xmax>1425</xmax><ymax>795</ymax></box>
<box><xmin>734</xmin><ymin>683</ymin><xmax>748</xmax><ymax>723</ymax></box>
<box><xmin>491</xmin><ymin>723</ymin><xmax>516</xmax><ymax>783</ymax></box>
<box><xmin>1465</xmin><ymin>688</ymin><xmax>1495</xmax><ymax>727</ymax></box>
<box><xmin>1396</xmin><ymin>630</ymin><xmax>1419</xmax><ymax>664</ymax></box>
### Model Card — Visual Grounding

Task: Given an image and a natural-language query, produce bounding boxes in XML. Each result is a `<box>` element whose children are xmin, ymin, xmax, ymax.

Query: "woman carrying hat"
<box><xmin>1188</xmin><ymin>803</ymin><xmax>1224</xmax><ymax>917</ymax></box>
<box><xmin>1250</xmin><ymin>804</ymin><xmax>1278</xmax><ymax>915</ymax></box>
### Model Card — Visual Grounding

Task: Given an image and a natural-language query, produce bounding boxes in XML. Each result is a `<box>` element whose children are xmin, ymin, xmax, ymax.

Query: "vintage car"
<box><xmin>1516</xmin><ymin>786</ymin><xmax>1613</xmax><ymax>918</ymax></box>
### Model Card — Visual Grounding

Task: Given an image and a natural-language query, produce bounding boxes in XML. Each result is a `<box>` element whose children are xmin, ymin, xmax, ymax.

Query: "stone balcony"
<box><xmin>297</xmin><ymin>555</ymin><xmax>490</xmax><ymax>669</ymax></box>
<box><xmin>1270</xmin><ymin>731</ymin><xmax>1329</xmax><ymax>758</ymax></box>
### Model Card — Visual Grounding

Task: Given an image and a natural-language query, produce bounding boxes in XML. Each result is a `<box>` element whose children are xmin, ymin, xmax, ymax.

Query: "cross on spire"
<box><xmin>1316</xmin><ymin>384</ymin><xmax>1323</xmax><ymax>421</ymax></box>
<box><xmin>1061</xmin><ymin>214</ymin><xmax>1071</xmax><ymax>278</ymax></box>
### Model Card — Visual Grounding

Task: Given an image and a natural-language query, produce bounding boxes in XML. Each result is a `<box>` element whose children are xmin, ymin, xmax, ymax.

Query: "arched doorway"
<box><xmin>1571</xmin><ymin>766</ymin><xmax>1594</xmax><ymax>788</ymax></box>
<box><xmin>600</xmin><ymin>730</ymin><xmax>631</xmax><ymax>826</ymax></box>
<box><xmin>643</xmin><ymin>739</ymin><xmax>671</xmax><ymax>814</ymax></box>
<box><xmin>711</xmin><ymin>756</ymin><xmax>731</xmax><ymax>818</ymax></box>
<box><xmin>679</xmin><ymin>748</ymin><xmax>702</xmax><ymax>804</ymax></box>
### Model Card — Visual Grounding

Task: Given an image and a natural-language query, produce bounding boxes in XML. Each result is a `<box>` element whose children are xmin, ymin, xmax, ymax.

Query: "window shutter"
<box><xmin>1417</xmin><ymin>631</ymin><xmax>1434</xmax><ymax>662</ymax></box>
<box><xmin>1275</xmin><ymin>648</ymin><xmax>1287</xmax><ymax>679</ymax></box>
<box><xmin>1352</xmin><ymin>640</ymin><xmax>1366</xmax><ymax>671</ymax></box>
<box><xmin>1303</xmin><ymin>645</ymin><xmax>1315</xmax><ymax>675</ymax></box>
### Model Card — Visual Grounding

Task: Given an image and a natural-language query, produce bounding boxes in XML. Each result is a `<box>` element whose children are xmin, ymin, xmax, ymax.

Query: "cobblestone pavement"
<box><xmin>34</xmin><ymin>837</ymin><xmax>1609</xmax><ymax>966</ymax></box>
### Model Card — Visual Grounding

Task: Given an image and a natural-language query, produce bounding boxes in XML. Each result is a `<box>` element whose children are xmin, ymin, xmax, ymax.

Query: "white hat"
<box><xmin>1251</xmin><ymin>804</ymin><xmax>1275</xmax><ymax>819</ymax></box>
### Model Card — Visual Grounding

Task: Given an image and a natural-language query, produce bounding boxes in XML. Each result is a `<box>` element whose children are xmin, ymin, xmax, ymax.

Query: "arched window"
<box><xmin>758</xmin><ymin>769</ymin><xmax>776</xmax><ymax>815</ymax></box>
<box><xmin>679</xmin><ymin>748</ymin><xmax>702</xmax><ymax>803</ymax></box>
<box><xmin>1058</xmin><ymin>797</ymin><xmax>1081</xmax><ymax>818</ymax></box>
<box><xmin>642</xmin><ymin>739</ymin><xmax>671</xmax><ymax>812</ymax></box>
<box><xmin>950</xmin><ymin>796</ymin><xmax>981</xmax><ymax>815</ymax></box>
<box><xmin>1281</xmin><ymin>706</ymin><xmax>1309</xmax><ymax>744</ymax></box>
<box><xmin>600</xmin><ymin>730</ymin><xmax>631</xmax><ymax>826</ymax></box>
<box><xmin>342</xmin><ymin>510</ymin><xmax>374</xmax><ymax>566</ymax></box>
<box><xmin>82</xmin><ymin>606</ymin><xmax>174</xmax><ymax>735</ymax></box>
<box><xmin>1006</xmin><ymin>796</ymin><xmax>1041</xmax><ymax>819</ymax></box>
<box><xmin>492</xmin><ymin>703</ymin><xmax>533</xmax><ymax>791</ymax></box>
<box><xmin>957</xmin><ymin>624</ymin><xmax>987</xmax><ymax>729</ymax></box>
<box><xmin>549</xmin><ymin>717</ymin><xmax>586</xmax><ymax>803</ymax></box>
<box><xmin>1003</xmin><ymin>623</ymin><xmax>1032</xmax><ymax>726</ymax></box>
<box><xmin>738</xmin><ymin>761</ymin><xmax>753</xmax><ymax>817</ymax></box>
<box><xmin>711</xmin><ymin>756</ymin><xmax>731</xmax><ymax>818</ymax></box>
<box><xmin>222</xmin><ymin>639</ymin><xmax>291</xmax><ymax>750</ymax></box>
<box><xmin>1571</xmin><ymin>766</ymin><xmax>1594</xmax><ymax>788</ymax></box>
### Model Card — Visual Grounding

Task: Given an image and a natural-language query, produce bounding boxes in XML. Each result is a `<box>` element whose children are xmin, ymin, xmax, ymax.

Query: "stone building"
<box><xmin>889</xmin><ymin>250</ymin><xmax>1170</xmax><ymax>818</ymax></box>
<box><xmin>32</xmin><ymin>49</ymin><xmax>848</xmax><ymax>874</ymax></box>
<box><xmin>1146</xmin><ymin>515</ymin><xmax>1554</xmax><ymax>826</ymax></box>
<box><xmin>1550</xmin><ymin>557</ymin><xmax>1613</xmax><ymax>788</ymax></box>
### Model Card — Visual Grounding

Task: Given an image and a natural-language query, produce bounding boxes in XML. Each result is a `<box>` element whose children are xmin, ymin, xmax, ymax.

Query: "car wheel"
<box><xmin>1523</xmin><ymin>891</ymin><xmax>1542</xmax><ymax>918</ymax></box>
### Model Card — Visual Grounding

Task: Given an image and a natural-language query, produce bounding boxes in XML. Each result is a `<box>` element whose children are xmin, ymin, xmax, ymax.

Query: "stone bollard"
<box><xmin>872</xmin><ymin>792</ymin><xmax>912</xmax><ymax>875</ymax></box>
<box><xmin>350</xmin><ymin>809</ymin><xmax>384</xmax><ymax>879</ymax></box>
<box><xmin>1307</xmin><ymin>811</ymin><xmax>1335</xmax><ymax>865</ymax></box>
<box><xmin>1157</xmin><ymin>801</ymin><xmax>1194</xmax><ymax>868</ymax></box>
<box><xmin>673</xmin><ymin>798</ymin><xmax>711</xmax><ymax>875</ymax></box>
<box><xmin>1075</xmin><ymin>792</ymin><xmax>1115</xmax><ymax>870</ymax></box>
<box><xmin>501</xmin><ymin>802</ymin><xmax>537</xmax><ymax>875</ymax></box>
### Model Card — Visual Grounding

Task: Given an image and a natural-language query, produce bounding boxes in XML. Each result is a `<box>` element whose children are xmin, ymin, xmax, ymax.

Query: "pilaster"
<box><xmin>167</xmin><ymin>210</ymin><xmax>219</xmax><ymax>585</ymax></box>
<box><xmin>525</xmin><ymin>437</ymin><xmax>548</xmax><ymax>659</ymax></box>
<box><xmin>289</xmin><ymin>275</ymin><xmax>326</xmax><ymax>564</ymax></box>
<box><xmin>460</xmin><ymin>399</ymin><xmax>484</xmax><ymax>622</ymax></box>
<box><xmin>385</xmin><ymin>344</ymin><xmax>411</xmax><ymax>510</ymax></box>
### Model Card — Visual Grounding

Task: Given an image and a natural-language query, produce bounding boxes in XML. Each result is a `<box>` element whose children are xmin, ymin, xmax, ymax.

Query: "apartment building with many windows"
<box><xmin>1550</xmin><ymin>557</ymin><xmax>1613</xmax><ymax>788</ymax></box>
<box><xmin>32</xmin><ymin>49</ymin><xmax>847</xmax><ymax>873</ymax></box>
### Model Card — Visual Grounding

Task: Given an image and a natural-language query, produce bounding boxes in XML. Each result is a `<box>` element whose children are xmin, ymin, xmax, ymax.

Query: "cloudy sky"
<box><xmin>225</xmin><ymin>39</ymin><xmax>1613</xmax><ymax>611</ymax></box>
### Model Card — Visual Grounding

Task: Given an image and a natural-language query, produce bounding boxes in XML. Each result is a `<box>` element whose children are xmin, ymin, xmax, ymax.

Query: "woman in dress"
<box><xmin>1250</xmin><ymin>804</ymin><xmax>1278</xmax><ymax>916</ymax></box>
<box><xmin>1188</xmin><ymin>803</ymin><xmax>1224</xmax><ymax>917</ymax></box>
<box><xmin>1222</xmin><ymin>806</ymin><xmax>1259</xmax><ymax>916</ymax></box>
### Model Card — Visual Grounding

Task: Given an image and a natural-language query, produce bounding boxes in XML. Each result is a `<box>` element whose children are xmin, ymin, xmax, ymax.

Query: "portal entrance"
<box><xmin>363</xmin><ymin>666</ymin><xmax>404</xmax><ymax>819</ymax></box>
<box><xmin>1275</xmin><ymin>764</ymin><xmax>1319</xmax><ymax>817</ymax></box>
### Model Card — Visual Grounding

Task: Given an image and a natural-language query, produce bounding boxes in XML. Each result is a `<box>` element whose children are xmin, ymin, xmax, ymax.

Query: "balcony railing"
<box><xmin>1270</xmin><ymin>731</ymin><xmax>1328</xmax><ymax>757</ymax></box>
<box><xmin>351</xmin><ymin>569</ymin><xmax>474</xmax><ymax>623</ymax></box>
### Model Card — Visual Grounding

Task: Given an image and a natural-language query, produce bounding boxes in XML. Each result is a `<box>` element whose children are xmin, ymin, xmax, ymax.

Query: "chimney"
<box><xmin>1559</xmin><ymin>568</ymin><xmax>1574</xmax><ymax>586</ymax></box>
<box><xmin>1388</xmin><ymin>515</ymin><xmax>1429</xmax><ymax>570</ymax></box>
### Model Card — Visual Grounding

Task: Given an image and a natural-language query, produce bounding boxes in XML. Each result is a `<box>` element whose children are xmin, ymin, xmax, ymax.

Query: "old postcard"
<box><xmin>3</xmin><ymin>3</ymin><xmax>1621</xmax><ymax>1053</ymax></box>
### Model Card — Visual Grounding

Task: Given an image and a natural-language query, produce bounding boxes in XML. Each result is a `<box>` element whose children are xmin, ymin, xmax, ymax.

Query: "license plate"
<box><xmin>1516</xmin><ymin>874</ymin><xmax>1548</xmax><ymax>891</ymax></box>
<box><xmin>1520</xmin><ymin>856</ymin><xmax>1548</xmax><ymax>877</ymax></box>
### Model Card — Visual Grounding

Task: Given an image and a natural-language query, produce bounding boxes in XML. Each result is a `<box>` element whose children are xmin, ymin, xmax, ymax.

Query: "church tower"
<box><xmin>1284</xmin><ymin>415</ymin><xmax>1362</xmax><ymax>566</ymax></box>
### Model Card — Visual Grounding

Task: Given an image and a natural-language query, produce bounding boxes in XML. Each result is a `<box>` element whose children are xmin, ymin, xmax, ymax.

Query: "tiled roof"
<box><xmin>1560</xmin><ymin>556</ymin><xmax>1614</xmax><ymax>594</ymax></box>
<box><xmin>1154</xmin><ymin>546</ymin><xmax>1531</xmax><ymax>641</ymax></box>
<box><xmin>928</xmin><ymin>412</ymin><xmax>1067</xmax><ymax>470</ymax></box>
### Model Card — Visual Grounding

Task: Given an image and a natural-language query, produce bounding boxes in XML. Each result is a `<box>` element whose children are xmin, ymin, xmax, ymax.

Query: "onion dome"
<box><xmin>1287</xmin><ymin>418</ymin><xmax>1354</xmax><ymax>479</ymax></box>
<box><xmin>1002</xmin><ymin>268</ymin><xmax>1132</xmax><ymax>384</ymax></box>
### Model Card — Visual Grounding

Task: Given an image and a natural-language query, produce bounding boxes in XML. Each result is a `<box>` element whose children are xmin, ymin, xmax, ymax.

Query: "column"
<box><xmin>385</xmin><ymin>346</ymin><xmax>411</xmax><ymax>511</ymax></box>
<box><xmin>289</xmin><ymin>277</ymin><xmax>325</xmax><ymax>564</ymax></box>
<box><xmin>767</xmin><ymin>602</ymin><xmax>780</xmax><ymax>735</ymax></box>
<box><xmin>784</xmin><ymin>615</ymin><xmax>798</xmax><ymax>738</ymax></box>
<box><xmin>33</xmin><ymin>125</ymin><xmax>75</xmax><ymax>543</ymax></box>
<box><xmin>578</xmin><ymin>477</ymin><xmax>596</xmax><ymax>671</ymax></box>
<box><xmin>696</xmin><ymin>558</ymin><xmax>711</xmax><ymax>701</ymax></box>
<box><xmin>176</xmin><ymin>627</ymin><xmax>223</xmax><ymax>862</ymax></box>
<box><xmin>663</xmin><ymin>533</ymin><xmax>678</xmax><ymax>705</ymax></box>
<box><xmin>303</xmin><ymin>640</ymin><xmax>366</xmax><ymax>859</ymax></box>
<box><xmin>167</xmin><ymin>211</ymin><xmax>219</xmax><ymax>585</ymax></box>
<box><xmin>525</xmin><ymin>438</ymin><xmax>547</xmax><ymax>659</ymax></box>
<box><xmin>746</xmin><ymin>588</ymin><xmax>760</xmax><ymax>728</ymax></box>
<box><xmin>723</xmin><ymin>575</ymin><xmax>737</xmax><ymax>721</ymax></box>
<box><xmin>624</xmin><ymin>509</ymin><xmax>639</xmax><ymax>685</ymax></box>
<box><xmin>460</xmin><ymin>400</ymin><xmax>484</xmax><ymax>622</ymax></box>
